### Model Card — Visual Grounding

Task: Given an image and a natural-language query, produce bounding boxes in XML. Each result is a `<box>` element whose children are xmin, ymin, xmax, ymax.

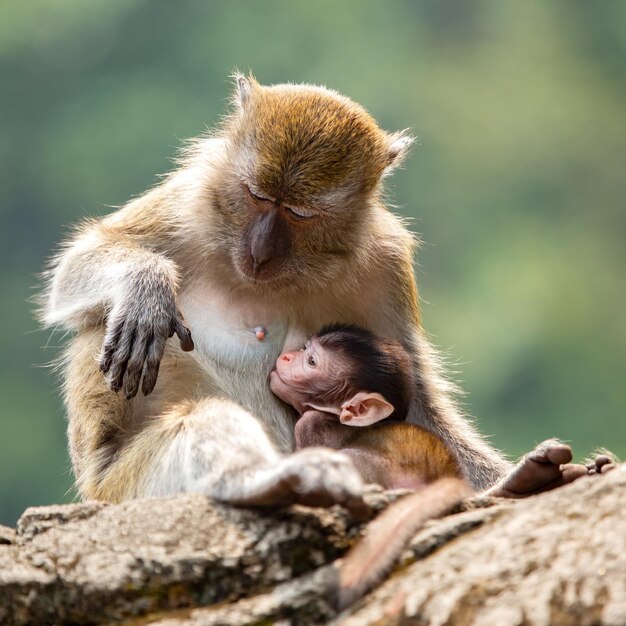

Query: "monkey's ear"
<box><xmin>340</xmin><ymin>392</ymin><xmax>394</xmax><ymax>427</ymax></box>
<box><xmin>232</xmin><ymin>72</ymin><xmax>259</xmax><ymax>110</ymax></box>
<box><xmin>385</xmin><ymin>131</ymin><xmax>415</xmax><ymax>174</ymax></box>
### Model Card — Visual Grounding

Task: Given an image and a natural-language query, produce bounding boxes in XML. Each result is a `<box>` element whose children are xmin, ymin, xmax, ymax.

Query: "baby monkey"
<box><xmin>270</xmin><ymin>323</ymin><xmax>462</xmax><ymax>489</ymax></box>
<box><xmin>270</xmin><ymin>324</ymin><xmax>471</xmax><ymax>607</ymax></box>
<box><xmin>270</xmin><ymin>324</ymin><xmax>612</xmax><ymax>609</ymax></box>
<box><xmin>270</xmin><ymin>324</ymin><xmax>608</xmax><ymax>496</ymax></box>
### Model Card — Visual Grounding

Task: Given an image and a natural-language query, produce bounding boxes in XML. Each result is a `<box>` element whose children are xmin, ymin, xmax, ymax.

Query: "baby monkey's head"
<box><xmin>270</xmin><ymin>324</ymin><xmax>412</xmax><ymax>426</ymax></box>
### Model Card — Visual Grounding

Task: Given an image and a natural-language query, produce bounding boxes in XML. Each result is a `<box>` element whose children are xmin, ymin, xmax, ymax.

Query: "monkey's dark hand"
<box><xmin>99</xmin><ymin>274</ymin><xmax>194</xmax><ymax>399</ymax></box>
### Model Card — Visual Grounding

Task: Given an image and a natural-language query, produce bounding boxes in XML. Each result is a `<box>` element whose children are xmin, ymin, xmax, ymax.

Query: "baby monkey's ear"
<box><xmin>340</xmin><ymin>392</ymin><xmax>394</xmax><ymax>426</ymax></box>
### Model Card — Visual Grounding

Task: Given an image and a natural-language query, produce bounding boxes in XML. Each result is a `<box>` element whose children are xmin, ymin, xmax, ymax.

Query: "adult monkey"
<box><xmin>42</xmin><ymin>74</ymin><xmax>549</xmax><ymax>507</ymax></box>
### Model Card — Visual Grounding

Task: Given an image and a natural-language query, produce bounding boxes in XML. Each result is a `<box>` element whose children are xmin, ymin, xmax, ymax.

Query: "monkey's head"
<box><xmin>269</xmin><ymin>324</ymin><xmax>412</xmax><ymax>426</ymax></box>
<box><xmin>212</xmin><ymin>74</ymin><xmax>413</xmax><ymax>290</ymax></box>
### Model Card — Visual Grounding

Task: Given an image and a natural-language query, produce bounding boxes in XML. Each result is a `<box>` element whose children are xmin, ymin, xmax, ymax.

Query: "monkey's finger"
<box><xmin>99</xmin><ymin>318</ymin><xmax>125</xmax><ymax>374</ymax></box>
<box><xmin>107</xmin><ymin>322</ymin><xmax>138</xmax><ymax>394</ymax></box>
<box><xmin>594</xmin><ymin>455</ymin><xmax>612</xmax><ymax>470</ymax></box>
<box><xmin>141</xmin><ymin>334</ymin><xmax>166</xmax><ymax>396</ymax></box>
<box><xmin>173</xmin><ymin>316</ymin><xmax>194</xmax><ymax>352</ymax></box>
<box><xmin>528</xmin><ymin>439</ymin><xmax>572</xmax><ymax>466</ymax></box>
<box><xmin>544</xmin><ymin>445</ymin><xmax>573</xmax><ymax>466</ymax></box>
<box><xmin>560</xmin><ymin>463</ymin><xmax>589</xmax><ymax>484</ymax></box>
<box><xmin>586</xmin><ymin>455</ymin><xmax>613</xmax><ymax>473</ymax></box>
<box><xmin>122</xmin><ymin>329</ymin><xmax>152</xmax><ymax>400</ymax></box>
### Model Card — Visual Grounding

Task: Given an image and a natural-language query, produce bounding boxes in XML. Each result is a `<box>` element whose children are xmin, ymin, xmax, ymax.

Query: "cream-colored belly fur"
<box><xmin>171</xmin><ymin>280</ymin><xmax>309</xmax><ymax>451</ymax></box>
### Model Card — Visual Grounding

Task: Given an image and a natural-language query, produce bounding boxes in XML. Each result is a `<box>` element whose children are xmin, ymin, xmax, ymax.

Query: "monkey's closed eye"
<box><xmin>287</xmin><ymin>206</ymin><xmax>317</xmax><ymax>220</ymax></box>
<box><xmin>246</xmin><ymin>185</ymin><xmax>271</xmax><ymax>204</ymax></box>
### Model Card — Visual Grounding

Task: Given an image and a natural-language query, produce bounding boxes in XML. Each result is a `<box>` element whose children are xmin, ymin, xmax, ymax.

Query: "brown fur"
<box><xmin>344</xmin><ymin>424</ymin><xmax>462</xmax><ymax>485</ymax></box>
<box><xmin>296</xmin><ymin>411</ymin><xmax>462</xmax><ymax>490</ymax></box>
<box><xmin>227</xmin><ymin>77</ymin><xmax>390</xmax><ymax>201</ymax></box>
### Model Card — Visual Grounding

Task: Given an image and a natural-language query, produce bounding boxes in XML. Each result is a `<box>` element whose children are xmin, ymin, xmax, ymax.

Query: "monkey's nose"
<box><xmin>248</xmin><ymin>207</ymin><xmax>289</xmax><ymax>276</ymax></box>
<box><xmin>251</xmin><ymin>251</ymin><xmax>273</xmax><ymax>274</ymax></box>
<box><xmin>281</xmin><ymin>354</ymin><xmax>292</xmax><ymax>362</ymax></box>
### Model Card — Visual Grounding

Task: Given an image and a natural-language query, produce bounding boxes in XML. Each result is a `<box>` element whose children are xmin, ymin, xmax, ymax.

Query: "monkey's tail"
<box><xmin>335</xmin><ymin>477</ymin><xmax>472</xmax><ymax>611</ymax></box>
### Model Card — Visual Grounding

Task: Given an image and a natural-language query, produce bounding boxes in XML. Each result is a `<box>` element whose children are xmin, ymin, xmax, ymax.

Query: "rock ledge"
<box><xmin>1</xmin><ymin>468</ymin><xmax>625</xmax><ymax>625</ymax></box>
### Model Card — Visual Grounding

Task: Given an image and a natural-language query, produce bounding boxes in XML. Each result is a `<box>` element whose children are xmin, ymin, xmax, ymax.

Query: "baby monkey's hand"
<box><xmin>99</xmin><ymin>268</ymin><xmax>193</xmax><ymax>399</ymax></box>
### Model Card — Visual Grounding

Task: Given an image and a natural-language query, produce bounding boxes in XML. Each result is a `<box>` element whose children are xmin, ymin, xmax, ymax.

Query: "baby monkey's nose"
<box><xmin>281</xmin><ymin>353</ymin><xmax>292</xmax><ymax>362</ymax></box>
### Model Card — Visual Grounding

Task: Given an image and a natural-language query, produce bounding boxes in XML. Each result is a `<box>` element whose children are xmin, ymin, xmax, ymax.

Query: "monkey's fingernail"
<box><xmin>176</xmin><ymin>323</ymin><xmax>194</xmax><ymax>351</ymax></box>
<box><xmin>180</xmin><ymin>336</ymin><xmax>194</xmax><ymax>351</ymax></box>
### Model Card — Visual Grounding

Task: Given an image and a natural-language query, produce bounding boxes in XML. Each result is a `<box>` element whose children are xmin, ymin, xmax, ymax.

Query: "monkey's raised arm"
<box><xmin>43</xmin><ymin>219</ymin><xmax>193</xmax><ymax>399</ymax></box>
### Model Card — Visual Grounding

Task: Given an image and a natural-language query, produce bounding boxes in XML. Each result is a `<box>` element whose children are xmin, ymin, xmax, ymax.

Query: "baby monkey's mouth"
<box><xmin>268</xmin><ymin>368</ymin><xmax>282</xmax><ymax>388</ymax></box>
<box><xmin>268</xmin><ymin>369</ymin><xmax>290</xmax><ymax>405</ymax></box>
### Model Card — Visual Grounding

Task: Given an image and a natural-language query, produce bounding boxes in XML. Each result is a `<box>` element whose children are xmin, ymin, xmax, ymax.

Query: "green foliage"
<box><xmin>1</xmin><ymin>0</ymin><xmax>624</xmax><ymax>525</ymax></box>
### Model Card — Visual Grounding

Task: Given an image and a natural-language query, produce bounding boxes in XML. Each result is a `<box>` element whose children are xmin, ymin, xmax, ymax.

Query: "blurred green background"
<box><xmin>1</xmin><ymin>0</ymin><xmax>624</xmax><ymax>526</ymax></box>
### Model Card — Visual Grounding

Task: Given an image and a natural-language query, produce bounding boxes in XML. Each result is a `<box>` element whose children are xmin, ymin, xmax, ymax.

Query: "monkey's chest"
<box><xmin>178</xmin><ymin>284</ymin><xmax>305</xmax><ymax>376</ymax></box>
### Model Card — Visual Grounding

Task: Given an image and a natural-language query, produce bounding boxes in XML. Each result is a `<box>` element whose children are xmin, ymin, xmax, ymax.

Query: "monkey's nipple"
<box><xmin>252</xmin><ymin>326</ymin><xmax>267</xmax><ymax>341</ymax></box>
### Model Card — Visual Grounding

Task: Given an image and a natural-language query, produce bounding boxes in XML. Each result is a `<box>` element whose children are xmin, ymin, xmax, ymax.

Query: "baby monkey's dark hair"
<box><xmin>316</xmin><ymin>323</ymin><xmax>413</xmax><ymax>422</ymax></box>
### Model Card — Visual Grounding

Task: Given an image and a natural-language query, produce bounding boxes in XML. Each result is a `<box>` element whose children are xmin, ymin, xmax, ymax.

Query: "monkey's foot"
<box><xmin>485</xmin><ymin>439</ymin><xmax>590</xmax><ymax>499</ymax></box>
<box><xmin>230</xmin><ymin>448</ymin><xmax>368</xmax><ymax>517</ymax></box>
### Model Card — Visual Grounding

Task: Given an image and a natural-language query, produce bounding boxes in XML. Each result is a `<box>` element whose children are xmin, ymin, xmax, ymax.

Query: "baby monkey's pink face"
<box><xmin>269</xmin><ymin>338</ymin><xmax>345</xmax><ymax>414</ymax></box>
<box><xmin>270</xmin><ymin>336</ymin><xmax>395</xmax><ymax>426</ymax></box>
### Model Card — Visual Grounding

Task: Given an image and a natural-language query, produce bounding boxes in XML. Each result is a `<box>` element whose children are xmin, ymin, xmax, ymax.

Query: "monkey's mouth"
<box><xmin>268</xmin><ymin>368</ymin><xmax>283</xmax><ymax>387</ymax></box>
<box><xmin>268</xmin><ymin>369</ymin><xmax>286</xmax><ymax>400</ymax></box>
<box><xmin>241</xmin><ymin>259</ymin><xmax>285</xmax><ymax>283</ymax></box>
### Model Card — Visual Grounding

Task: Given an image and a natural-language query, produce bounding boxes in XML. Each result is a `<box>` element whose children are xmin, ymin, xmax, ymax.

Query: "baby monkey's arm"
<box><xmin>294</xmin><ymin>410</ymin><xmax>345</xmax><ymax>449</ymax></box>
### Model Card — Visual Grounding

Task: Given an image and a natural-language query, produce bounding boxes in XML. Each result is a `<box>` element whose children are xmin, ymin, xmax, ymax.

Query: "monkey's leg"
<box><xmin>98</xmin><ymin>398</ymin><xmax>367</xmax><ymax>514</ymax></box>
<box><xmin>211</xmin><ymin>447</ymin><xmax>367</xmax><ymax>516</ymax></box>
<box><xmin>484</xmin><ymin>439</ymin><xmax>589</xmax><ymax>498</ymax></box>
